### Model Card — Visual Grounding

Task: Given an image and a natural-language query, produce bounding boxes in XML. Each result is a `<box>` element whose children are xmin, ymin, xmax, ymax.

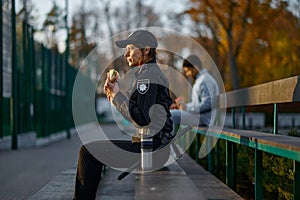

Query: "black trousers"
<box><xmin>73</xmin><ymin>137</ymin><xmax>170</xmax><ymax>200</ymax></box>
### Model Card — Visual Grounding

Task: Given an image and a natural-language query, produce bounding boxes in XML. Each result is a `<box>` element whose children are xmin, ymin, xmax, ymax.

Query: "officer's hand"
<box><xmin>104</xmin><ymin>75</ymin><xmax>119</xmax><ymax>100</ymax></box>
<box><xmin>110</xmin><ymin>82</ymin><xmax>119</xmax><ymax>98</ymax></box>
<box><xmin>104</xmin><ymin>82</ymin><xmax>112</xmax><ymax>102</ymax></box>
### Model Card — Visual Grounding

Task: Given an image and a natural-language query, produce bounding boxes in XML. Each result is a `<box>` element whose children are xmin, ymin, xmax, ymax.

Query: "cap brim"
<box><xmin>115</xmin><ymin>40</ymin><xmax>135</xmax><ymax>48</ymax></box>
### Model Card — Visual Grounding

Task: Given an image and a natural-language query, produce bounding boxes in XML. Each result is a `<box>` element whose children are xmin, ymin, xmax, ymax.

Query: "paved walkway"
<box><xmin>0</xmin><ymin>123</ymin><xmax>123</xmax><ymax>200</ymax></box>
<box><xmin>1</xmin><ymin>123</ymin><xmax>243</xmax><ymax>200</ymax></box>
<box><xmin>0</xmin><ymin>130</ymin><xmax>80</xmax><ymax>200</ymax></box>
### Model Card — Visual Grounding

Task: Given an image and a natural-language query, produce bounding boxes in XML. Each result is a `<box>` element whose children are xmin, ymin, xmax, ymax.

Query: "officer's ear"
<box><xmin>143</xmin><ymin>45</ymin><xmax>151</xmax><ymax>55</ymax></box>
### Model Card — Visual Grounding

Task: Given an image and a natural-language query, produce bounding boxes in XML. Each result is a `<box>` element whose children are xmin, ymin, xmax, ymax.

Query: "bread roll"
<box><xmin>108</xmin><ymin>69</ymin><xmax>119</xmax><ymax>82</ymax></box>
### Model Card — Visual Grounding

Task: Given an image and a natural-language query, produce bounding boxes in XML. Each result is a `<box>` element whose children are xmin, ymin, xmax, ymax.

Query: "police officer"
<box><xmin>73</xmin><ymin>30</ymin><xmax>173</xmax><ymax>200</ymax></box>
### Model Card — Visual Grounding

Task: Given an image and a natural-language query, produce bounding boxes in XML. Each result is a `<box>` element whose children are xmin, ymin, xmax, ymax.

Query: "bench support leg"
<box><xmin>294</xmin><ymin>160</ymin><xmax>300</xmax><ymax>200</ymax></box>
<box><xmin>196</xmin><ymin>134</ymin><xmax>200</xmax><ymax>163</ymax></box>
<box><xmin>254</xmin><ymin>149</ymin><xmax>263</xmax><ymax>200</ymax></box>
<box><xmin>207</xmin><ymin>136</ymin><xmax>214</xmax><ymax>173</ymax></box>
<box><xmin>226</xmin><ymin>141</ymin><xmax>236</xmax><ymax>190</ymax></box>
<box><xmin>215</xmin><ymin>141</ymin><xmax>220</xmax><ymax>177</ymax></box>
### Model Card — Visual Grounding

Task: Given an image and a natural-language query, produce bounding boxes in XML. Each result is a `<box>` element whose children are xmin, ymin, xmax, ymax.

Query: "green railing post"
<box><xmin>226</xmin><ymin>141</ymin><xmax>237</xmax><ymax>190</ymax></box>
<box><xmin>60</xmin><ymin>55</ymin><xmax>64</xmax><ymax>131</ymax></box>
<box><xmin>46</xmin><ymin>50</ymin><xmax>52</xmax><ymax>136</ymax></box>
<box><xmin>242</xmin><ymin>106</ymin><xmax>246</xmax><ymax>130</ymax></box>
<box><xmin>11</xmin><ymin>0</ymin><xmax>18</xmax><ymax>149</ymax></box>
<box><xmin>65</xmin><ymin>0</ymin><xmax>71</xmax><ymax>139</ymax></box>
<box><xmin>294</xmin><ymin>161</ymin><xmax>300</xmax><ymax>200</ymax></box>
<box><xmin>42</xmin><ymin>47</ymin><xmax>50</xmax><ymax>137</ymax></box>
<box><xmin>0</xmin><ymin>1</ymin><xmax>3</xmax><ymax>138</ymax></box>
<box><xmin>41</xmin><ymin>44</ymin><xmax>46</xmax><ymax>137</ymax></box>
<box><xmin>196</xmin><ymin>134</ymin><xmax>200</xmax><ymax>163</ymax></box>
<box><xmin>188</xmin><ymin>132</ymin><xmax>193</xmax><ymax>157</ymax></box>
<box><xmin>26</xmin><ymin>24</ymin><xmax>32</xmax><ymax>131</ymax></box>
<box><xmin>254</xmin><ymin>149</ymin><xmax>263</xmax><ymax>200</ymax></box>
<box><xmin>207</xmin><ymin>136</ymin><xmax>214</xmax><ymax>173</ymax></box>
<box><xmin>53</xmin><ymin>53</ymin><xmax>58</xmax><ymax>133</ymax></box>
<box><xmin>22</xmin><ymin>21</ymin><xmax>29</xmax><ymax>132</ymax></box>
<box><xmin>273</xmin><ymin>103</ymin><xmax>278</xmax><ymax>134</ymax></box>
<box><xmin>215</xmin><ymin>140</ymin><xmax>220</xmax><ymax>178</ymax></box>
<box><xmin>65</xmin><ymin>61</ymin><xmax>71</xmax><ymax>134</ymax></box>
<box><xmin>232</xmin><ymin>107</ymin><xmax>236</xmax><ymax>128</ymax></box>
<box><xmin>29</xmin><ymin>26</ymin><xmax>36</xmax><ymax>132</ymax></box>
<box><xmin>227</xmin><ymin>107</ymin><xmax>237</xmax><ymax>190</ymax></box>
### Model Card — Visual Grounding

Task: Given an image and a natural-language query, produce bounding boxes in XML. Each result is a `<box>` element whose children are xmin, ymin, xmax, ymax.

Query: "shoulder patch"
<box><xmin>137</xmin><ymin>79</ymin><xmax>150</xmax><ymax>94</ymax></box>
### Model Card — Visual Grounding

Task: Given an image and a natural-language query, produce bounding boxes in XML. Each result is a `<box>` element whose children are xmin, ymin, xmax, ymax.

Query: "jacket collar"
<box><xmin>196</xmin><ymin>68</ymin><xmax>207</xmax><ymax>78</ymax></box>
<box><xmin>136</xmin><ymin>58</ymin><xmax>157</xmax><ymax>75</ymax></box>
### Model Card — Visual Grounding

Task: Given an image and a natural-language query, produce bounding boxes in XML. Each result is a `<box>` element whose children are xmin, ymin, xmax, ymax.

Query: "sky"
<box><xmin>17</xmin><ymin>0</ymin><xmax>82</xmax><ymax>26</ymax></box>
<box><xmin>16</xmin><ymin>0</ymin><xmax>300</xmax><ymax>53</ymax></box>
<box><xmin>15</xmin><ymin>0</ymin><xmax>189</xmax><ymax>52</ymax></box>
<box><xmin>17</xmin><ymin>0</ymin><xmax>188</xmax><ymax>29</ymax></box>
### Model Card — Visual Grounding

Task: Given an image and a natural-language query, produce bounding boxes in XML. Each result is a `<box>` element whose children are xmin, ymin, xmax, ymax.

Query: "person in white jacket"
<box><xmin>170</xmin><ymin>55</ymin><xmax>219</xmax><ymax>130</ymax></box>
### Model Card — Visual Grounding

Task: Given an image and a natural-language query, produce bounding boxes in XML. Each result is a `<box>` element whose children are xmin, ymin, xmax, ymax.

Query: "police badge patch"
<box><xmin>137</xmin><ymin>79</ymin><xmax>150</xmax><ymax>94</ymax></box>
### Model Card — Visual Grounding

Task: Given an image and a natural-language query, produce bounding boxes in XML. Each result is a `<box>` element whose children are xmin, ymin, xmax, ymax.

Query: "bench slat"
<box><xmin>196</xmin><ymin>127</ymin><xmax>300</xmax><ymax>162</ymax></box>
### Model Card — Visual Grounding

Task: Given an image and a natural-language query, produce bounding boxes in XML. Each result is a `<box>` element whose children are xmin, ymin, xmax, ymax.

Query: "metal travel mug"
<box><xmin>141</xmin><ymin>136</ymin><xmax>153</xmax><ymax>170</ymax></box>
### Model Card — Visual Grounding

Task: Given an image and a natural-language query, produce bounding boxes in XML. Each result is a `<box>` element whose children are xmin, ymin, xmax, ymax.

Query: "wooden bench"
<box><xmin>29</xmin><ymin>75</ymin><xmax>299</xmax><ymax>199</ymax></box>
<box><xmin>28</xmin><ymin>153</ymin><xmax>243</xmax><ymax>200</ymax></box>
<box><xmin>188</xmin><ymin>75</ymin><xmax>300</xmax><ymax>200</ymax></box>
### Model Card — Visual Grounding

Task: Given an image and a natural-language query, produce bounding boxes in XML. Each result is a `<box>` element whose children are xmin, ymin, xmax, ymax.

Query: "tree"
<box><xmin>184</xmin><ymin>0</ymin><xmax>254</xmax><ymax>89</ymax></box>
<box><xmin>42</xmin><ymin>1</ymin><xmax>65</xmax><ymax>51</ymax></box>
<box><xmin>182</xmin><ymin>0</ymin><xmax>300</xmax><ymax>90</ymax></box>
<box><xmin>109</xmin><ymin>0</ymin><xmax>162</xmax><ymax>32</ymax></box>
<box><xmin>69</xmin><ymin>2</ymin><xmax>98</xmax><ymax>68</ymax></box>
<box><xmin>67</xmin><ymin>0</ymin><xmax>162</xmax><ymax>79</ymax></box>
<box><xmin>238</xmin><ymin>2</ymin><xmax>300</xmax><ymax>86</ymax></box>
<box><xmin>16</xmin><ymin>0</ymin><xmax>37</xmax><ymax>25</ymax></box>
<box><xmin>97</xmin><ymin>0</ymin><xmax>161</xmax><ymax>58</ymax></box>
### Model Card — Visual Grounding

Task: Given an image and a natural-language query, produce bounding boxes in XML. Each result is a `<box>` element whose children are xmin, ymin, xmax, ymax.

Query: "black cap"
<box><xmin>183</xmin><ymin>55</ymin><xmax>203</xmax><ymax>69</ymax></box>
<box><xmin>115</xmin><ymin>30</ymin><xmax>158</xmax><ymax>48</ymax></box>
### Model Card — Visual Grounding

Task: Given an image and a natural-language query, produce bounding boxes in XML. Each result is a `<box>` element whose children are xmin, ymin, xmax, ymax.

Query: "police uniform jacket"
<box><xmin>112</xmin><ymin>59</ymin><xmax>173</xmax><ymax>136</ymax></box>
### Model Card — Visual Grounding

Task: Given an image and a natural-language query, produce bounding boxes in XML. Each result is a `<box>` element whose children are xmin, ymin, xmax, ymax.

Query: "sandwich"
<box><xmin>108</xmin><ymin>69</ymin><xmax>119</xmax><ymax>82</ymax></box>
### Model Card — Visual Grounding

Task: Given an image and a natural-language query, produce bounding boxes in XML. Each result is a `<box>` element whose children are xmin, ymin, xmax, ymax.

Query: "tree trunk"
<box><xmin>228</xmin><ymin>49</ymin><xmax>240</xmax><ymax>90</ymax></box>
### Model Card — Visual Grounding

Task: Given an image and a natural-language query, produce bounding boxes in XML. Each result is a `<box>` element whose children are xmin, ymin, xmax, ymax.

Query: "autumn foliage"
<box><xmin>184</xmin><ymin>0</ymin><xmax>300</xmax><ymax>90</ymax></box>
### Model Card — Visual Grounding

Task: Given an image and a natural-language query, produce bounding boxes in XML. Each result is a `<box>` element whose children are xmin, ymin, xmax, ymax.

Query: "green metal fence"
<box><xmin>1</xmin><ymin>0</ymin><xmax>77</xmax><ymax>149</ymax></box>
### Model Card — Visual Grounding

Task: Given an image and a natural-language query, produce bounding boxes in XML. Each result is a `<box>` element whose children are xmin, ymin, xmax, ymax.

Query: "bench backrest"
<box><xmin>220</xmin><ymin>75</ymin><xmax>300</xmax><ymax>108</ymax></box>
<box><xmin>193</xmin><ymin>75</ymin><xmax>300</xmax><ymax>200</ymax></box>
